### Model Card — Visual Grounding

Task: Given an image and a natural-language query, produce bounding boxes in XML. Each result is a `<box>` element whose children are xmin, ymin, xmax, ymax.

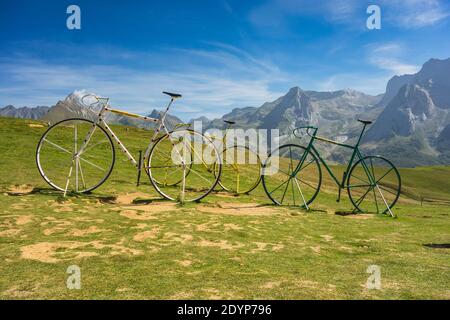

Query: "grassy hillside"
<box><xmin>0</xmin><ymin>117</ymin><xmax>449</xmax><ymax>299</ymax></box>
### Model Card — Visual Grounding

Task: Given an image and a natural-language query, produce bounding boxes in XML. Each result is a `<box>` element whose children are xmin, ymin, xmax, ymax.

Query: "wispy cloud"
<box><xmin>249</xmin><ymin>0</ymin><xmax>364</xmax><ymax>30</ymax></box>
<box><xmin>0</xmin><ymin>44</ymin><xmax>287</xmax><ymax>120</ymax></box>
<box><xmin>382</xmin><ymin>0</ymin><xmax>450</xmax><ymax>28</ymax></box>
<box><xmin>249</xmin><ymin>0</ymin><xmax>450</xmax><ymax>31</ymax></box>
<box><xmin>317</xmin><ymin>73</ymin><xmax>390</xmax><ymax>95</ymax></box>
<box><xmin>370</xmin><ymin>57</ymin><xmax>420</xmax><ymax>75</ymax></box>
<box><xmin>367</xmin><ymin>42</ymin><xmax>420</xmax><ymax>75</ymax></box>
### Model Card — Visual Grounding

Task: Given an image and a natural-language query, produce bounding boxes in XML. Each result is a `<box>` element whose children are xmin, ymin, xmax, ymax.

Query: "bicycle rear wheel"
<box><xmin>215</xmin><ymin>145</ymin><xmax>262</xmax><ymax>194</ymax></box>
<box><xmin>262</xmin><ymin>144</ymin><xmax>321</xmax><ymax>207</ymax></box>
<box><xmin>347</xmin><ymin>156</ymin><xmax>401</xmax><ymax>216</ymax></box>
<box><xmin>147</xmin><ymin>129</ymin><xmax>221</xmax><ymax>202</ymax></box>
<box><xmin>36</xmin><ymin>118</ymin><xmax>115</xmax><ymax>193</ymax></box>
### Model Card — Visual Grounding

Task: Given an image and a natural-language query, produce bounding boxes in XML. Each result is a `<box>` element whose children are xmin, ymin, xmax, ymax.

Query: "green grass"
<box><xmin>0</xmin><ymin>117</ymin><xmax>449</xmax><ymax>299</ymax></box>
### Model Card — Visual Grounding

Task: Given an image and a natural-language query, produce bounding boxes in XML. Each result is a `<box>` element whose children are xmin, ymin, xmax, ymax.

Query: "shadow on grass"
<box><xmin>335</xmin><ymin>210</ymin><xmax>362</xmax><ymax>216</ymax></box>
<box><xmin>423</xmin><ymin>243</ymin><xmax>450</xmax><ymax>249</ymax></box>
<box><xmin>5</xmin><ymin>186</ymin><xmax>168</xmax><ymax>205</ymax></box>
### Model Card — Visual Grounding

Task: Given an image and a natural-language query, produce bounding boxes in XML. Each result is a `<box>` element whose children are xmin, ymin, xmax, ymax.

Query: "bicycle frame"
<box><xmin>77</xmin><ymin>97</ymin><xmax>178</xmax><ymax>171</ymax></box>
<box><xmin>293</xmin><ymin>124</ymin><xmax>376</xmax><ymax>191</ymax></box>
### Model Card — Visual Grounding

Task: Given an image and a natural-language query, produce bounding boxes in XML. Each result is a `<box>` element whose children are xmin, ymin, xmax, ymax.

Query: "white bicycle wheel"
<box><xmin>36</xmin><ymin>118</ymin><xmax>115</xmax><ymax>193</ymax></box>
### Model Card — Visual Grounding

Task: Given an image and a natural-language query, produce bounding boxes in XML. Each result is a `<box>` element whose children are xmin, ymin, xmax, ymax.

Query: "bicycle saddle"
<box><xmin>163</xmin><ymin>91</ymin><xmax>182</xmax><ymax>99</ymax></box>
<box><xmin>223</xmin><ymin>120</ymin><xmax>235</xmax><ymax>125</ymax></box>
<box><xmin>358</xmin><ymin>119</ymin><xmax>373</xmax><ymax>125</ymax></box>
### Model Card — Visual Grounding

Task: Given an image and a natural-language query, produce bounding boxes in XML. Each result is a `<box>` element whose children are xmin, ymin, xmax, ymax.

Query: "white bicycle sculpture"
<box><xmin>36</xmin><ymin>92</ymin><xmax>222</xmax><ymax>202</ymax></box>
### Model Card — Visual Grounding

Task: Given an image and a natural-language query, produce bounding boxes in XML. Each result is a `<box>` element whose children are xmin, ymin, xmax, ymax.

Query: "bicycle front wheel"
<box><xmin>262</xmin><ymin>144</ymin><xmax>321</xmax><ymax>207</ymax></box>
<box><xmin>147</xmin><ymin>129</ymin><xmax>221</xmax><ymax>202</ymax></box>
<box><xmin>347</xmin><ymin>156</ymin><xmax>401</xmax><ymax>215</ymax></box>
<box><xmin>215</xmin><ymin>145</ymin><xmax>262</xmax><ymax>194</ymax></box>
<box><xmin>36</xmin><ymin>118</ymin><xmax>115</xmax><ymax>193</ymax></box>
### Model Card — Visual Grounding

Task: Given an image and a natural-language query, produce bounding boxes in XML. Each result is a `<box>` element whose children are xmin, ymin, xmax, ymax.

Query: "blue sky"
<box><xmin>1</xmin><ymin>0</ymin><xmax>449</xmax><ymax>120</ymax></box>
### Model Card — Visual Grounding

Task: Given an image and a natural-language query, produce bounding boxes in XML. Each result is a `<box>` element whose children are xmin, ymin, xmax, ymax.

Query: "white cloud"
<box><xmin>317</xmin><ymin>73</ymin><xmax>390</xmax><ymax>95</ymax></box>
<box><xmin>369</xmin><ymin>57</ymin><xmax>420</xmax><ymax>75</ymax></box>
<box><xmin>382</xmin><ymin>0</ymin><xmax>450</xmax><ymax>28</ymax></box>
<box><xmin>249</xmin><ymin>0</ymin><xmax>364</xmax><ymax>29</ymax></box>
<box><xmin>249</xmin><ymin>0</ymin><xmax>450</xmax><ymax>31</ymax></box>
<box><xmin>0</xmin><ymin>45</ymin><xmax>287</xmax><ymax>120</ymax></box>
<box><xmin>367</xmin><ymin>42</ymin><xmax>420</xmax><ymax>76</ymax></box>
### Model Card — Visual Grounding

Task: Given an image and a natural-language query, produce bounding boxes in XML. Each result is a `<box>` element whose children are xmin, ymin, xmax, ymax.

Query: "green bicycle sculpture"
<box><xmin>262</xmin><ymin>119</ymin><xmax>401</xmax><ymax>217</ymax></box>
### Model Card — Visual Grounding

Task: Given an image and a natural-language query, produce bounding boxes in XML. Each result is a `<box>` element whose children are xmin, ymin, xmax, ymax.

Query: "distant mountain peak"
<box><xmin>287</xmin><ymin>86</ymin><xmax>304</xmax><ymax>94</ymax></box>
<box><xmin>0</xmin><ymin>105</ymin><xmax>50</xmax><ymax>119</ymax></box>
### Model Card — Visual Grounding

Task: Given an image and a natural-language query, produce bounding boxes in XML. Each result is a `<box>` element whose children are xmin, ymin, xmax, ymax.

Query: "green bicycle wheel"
<box><xmin>262</xmin><ymin>144</ymin><xmax>322</xmax><ymax>207</ymax></box>
<box><xmin>347</xmin><ymin>156</ymin><xmax>401</xmax><ymax>216</ymax></box>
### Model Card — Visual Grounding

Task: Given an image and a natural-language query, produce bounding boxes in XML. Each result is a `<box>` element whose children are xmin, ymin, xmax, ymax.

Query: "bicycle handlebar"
<box><xmin>81</xmin><ymin>94</ymin><xmax>109</xmax><ymax>107</ymax></box>
<box><xmin>293</xmin><ymin>126</ymin><xmax>318</xmax><ymax>138</ymax></box>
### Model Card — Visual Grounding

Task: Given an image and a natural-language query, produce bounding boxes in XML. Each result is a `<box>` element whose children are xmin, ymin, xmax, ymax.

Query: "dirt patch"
<box><xmin>335</xmin><ymin>211</ymin><xmax>373</xmax><ymax>219</ymax></box>
<box><xmin>197</xmin><ymin>202</ymin><xmax>280</xmax><ymax>216</ymax></box>
<box><xmin>170</xmin><ymin>291</ymin><xmax>195</xmax><ymax>299</ymax></box>
<box><xmin>68</xmin><ymin>226</ymin><xmax>108</xmax><ymax>237</ymax></box>
<box><xmin>7</xmin><ymin>184</ymin><xmax>35</xmax><ymax>195</ymax></box>
<box><xmin>197</xmin><ymin>239</ymin><xmax>243</xmax><ymax>250</ymax></box>
<box><xmin>132</xmin><ymin>223</ymin><xmax>148</xmax><ymax>229</ymax></box>
<box><xmin>0</xmin><ymin>228</ymin><xmax>21</xmax><ymax>237</ymax></box>
<box><xmin>20</xmin><ymin>241</ymin><xmax>142</xmax><ymax>263</ymax></box>
<box><xmin>119</xmin><ymin>202</ymin><xmax>178</xmax><ymax>220</ymax></box>
<box><xmin>15</xmin><ymin>215</ymin><xmax>33</xmax><ymax>225</ymax></box>
<box><xmin>201</xmin><ymin>288</ymin><xmax>237</xmax><ymax>299</ymax></box>
<box><xmin>195</xmin><ymin>221</ymin><xmax>222</xmax><ymax>232</ymax></box>
<box><xmin>133</xmin><ymin>227</ymin><xmax>160</xmax><ymax>242</ymax></box>
<box><xmin>251</xmin><ymin>242</ymin><xmax>284</xmax><ymax>253</ymax></box>
<box><xmin>347</xmin><ymin>214</ymin><xmax>373</xmax><ymax>220</ymax></box>
<box><xmin>120</xmin><ymin>209</ymin><xmax>157</xmax><ymax>220</ymax></box>
<box><xmin>310</xmin><ymin>246</ymin><xmax>321</xmax><ymax>254</ymax></box>
<box><xmin>3</xmin><ymin>284</ymin><xmax>40</xmax><ymax>298</ymax></box>
<box><xmin>1</xmin><ymin>214</ymin><xmax>33</xmax><ymax>227</ymax></box>
<box><xmin>260</xmin><ymin>281</ymin><xmax>282</xmax><ymax>289</ymax></box>
<box><xmin>114</xmin><ymin>192</ymin><xmax>154</xmax><ymax>205</ymax></box>
<box><xmin>49</xmin><ymin>201</ymin><xmax>74</xmax><ymax>213</ymax></box>
<box><xmin>165</xmin><ymin>232</ymin><xmax>194</xmax><ymax>244</ymax></box>
<box><xmin>320</xmin><ymin>235</ymin><xmax>334</xmax><ymax>242</ymax></box>
<box><xmin>10</xmin><ymin>203</ymin><xmax>31</xmax><ymax>210</ymax></box>
<box><xmin>175</xmin><ymin>260</ymin><xmax>193</xmax><ymax>267</ymax></box>
<box><xmin>213</xmin><ymin>192</ymin><xmax>238</xmax><ymax>198</ymax></box>
<box><xmin>42</xmin><ymin>219</ymin><xmax>73</xmax><ymax>235</ymax></box>
<box><xmin>73</xmin><ymin>217</ymin><xmax>104</xmax><ymax>223</ymax></box>
<box><xmin>224</xmin><ymin>223</ymin><xmax>242</xmax><ymax>231</ymax></box>
<box><xmin>28</xmin><ymin>123</ymin><xmax>44</xmax><ymax>128</ymax></box>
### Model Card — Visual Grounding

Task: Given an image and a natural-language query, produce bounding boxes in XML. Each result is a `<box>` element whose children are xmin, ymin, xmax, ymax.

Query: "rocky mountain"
<box><xmin>199</xmin><ymin>87</ymin><xmax>382</xmax><ymax>161</ymax></box>
<box><xmin>2</xmin><ymin>57</ymin><xmax>449</xmax><ymax>166</ymax></box>
<box><xmin>364</xmin><ymin>58</ymin><xmax>450</xmax><ymax>166</ymax></box>
<box><xmin>0</xmin><ymin>105</ymin><xmax>49</xmax><ymax>119</ymax></box>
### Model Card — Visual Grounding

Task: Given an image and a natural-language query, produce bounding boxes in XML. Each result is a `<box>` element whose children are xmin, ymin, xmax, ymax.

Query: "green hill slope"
<box><xmin>0</xmin><ymin>116</ymin><xmax>449</xmax><ymax>299</ymax></box>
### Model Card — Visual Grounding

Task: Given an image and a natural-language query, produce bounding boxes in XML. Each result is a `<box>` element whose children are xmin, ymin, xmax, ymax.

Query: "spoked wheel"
<box><xmin>262</xmin><ymin>144</ymin><xmax>322</xmax><ymax>207</ymax></box>
<box><xmin>214</xmin><ymin>145</ymin><xmax>262</xmax><ymax>194</ymax></box>
<box><xmin>146</xmin><ymin>129</ymin><xmax>221</xmax><ymax>202</ymax></box>
<box><xmin>36</xmin><ymin>118</ymin><xmax>115</xmax><ymax>193</ymax></box>
<box><xmin>347</xmin><ymin>156</ymin><xmax>401</xmax><ymax>216</ymax></box>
